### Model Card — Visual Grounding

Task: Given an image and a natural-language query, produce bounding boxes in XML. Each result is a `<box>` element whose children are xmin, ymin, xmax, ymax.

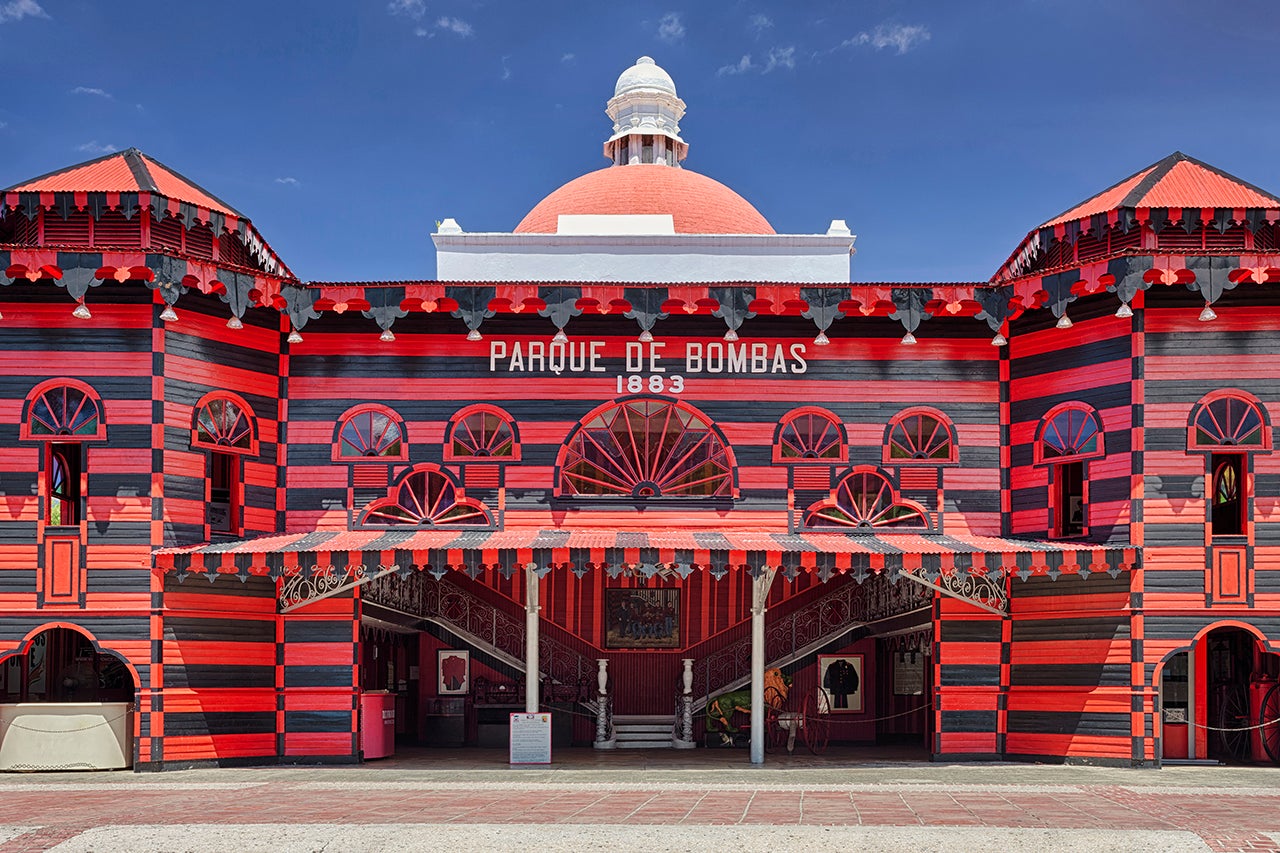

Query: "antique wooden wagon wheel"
<box><xmin>801</xmin><ymin>689</ymin><xmax>830</xmax><ymax>755</ymax></box>
<box><xmin>1260</xmin><ymin>681</ymin><xmax>1280</xmax><ymax>764</ymax></box>
<box><xmin>1214</xmin><ymin>682</ymin><xmax>1251</xmax><ymax>761</ymax></box>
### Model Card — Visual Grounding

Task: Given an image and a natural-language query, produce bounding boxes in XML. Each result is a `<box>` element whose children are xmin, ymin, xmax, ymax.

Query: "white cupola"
<box><xmin>603</xmin><ymin>56</ymin><xmax>688</xmax><ymax>167</ymax></box>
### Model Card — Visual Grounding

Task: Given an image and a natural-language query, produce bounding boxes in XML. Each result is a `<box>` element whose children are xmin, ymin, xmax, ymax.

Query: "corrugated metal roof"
<box><xmin>1040</xmin><ymin>151</ymin><xmax>1280</xmax><ymax>230</ymax></box>
<box><xmin>4</xmin><ymin>148</ymin><xmax>244</xmax><ymax>217</ymax></box>
<box><xmin>154</xmin><ymin>527</ymin><xmax>1129</xmax><ymax>558</ymax></box>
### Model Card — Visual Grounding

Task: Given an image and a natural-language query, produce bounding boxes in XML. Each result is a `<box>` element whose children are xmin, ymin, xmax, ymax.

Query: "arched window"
<box><xmin>884</xmin><ymin>407</ymin><xmax>957</xmax><ymax>465</ymax></box>
<box><xmin>1035</xmin><ymin>403</ymin><xmax>1104</xmax><ymax>464</ymax></box>
<box><xmin>333</xmin><ymin>404</ymin><xmax>407</xmax><ymax>461</ymax></box>
<box><xmin>1035</xmin><ymin>402</ymin><xmax>1104</xmax><ymax>538</ymax></box>
<box><xmin>803</xmin><ymin>468</ymin><xmax>929</xmax><ymax>531</ymax></box>
<box><xmin>556</xmin><ymin>397</ymin><xmax>737</xmax><ymax>498</ymax></box>
<box><xmin>1188</xmin><ymin>391</ymin><xmax>1270</xmax><ymax>451</ymax></box>
<box><xmin>444</xmin><ymin>404</ymin><xmax>520</xmax><ymax>462</ymax></box>
<box><xmin>773</xmin><ymin>407</ymin><xmax>846</xmax><ymax>463</ymax></box>
<box><xmin>20</xmin><ymin>379</ymin><xmax>105</xmax><ymax>441</ymax></box>
<box><xmin>191</xmin><ymin>392</ymin><xmax>258</xmax><ymax>455</ymax></box>
<box><xmin>21</xmin><ymin>380</ymin><xmax>106</xmax><ymax>530</ymax></box>
<box><xmin>360</xmin><ymin>466</ymin><xmax>493</xmax><ymax>526</ymax></box>
<box><xmin>191</xmin><ymin>393</ymin><xmax>258</xmax><ymax>536</ymax></box>
<box><xmin>1188</xmin><ymin>391</ymin><xmax>1269</xmax><ymax>538</ymax></box>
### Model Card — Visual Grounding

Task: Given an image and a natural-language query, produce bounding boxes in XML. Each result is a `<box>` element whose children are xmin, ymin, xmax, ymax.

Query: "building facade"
<box><xmin>0</xmin><ymin>58</ymin><xmax>1278</xmax><ymax>770</ymax></box>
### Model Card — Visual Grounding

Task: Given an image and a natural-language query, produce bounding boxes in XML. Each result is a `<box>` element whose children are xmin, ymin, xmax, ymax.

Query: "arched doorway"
<box><xmin>0</xmin><ymin>626</ymin><xmax>138</xmax><ymax>771</ymax></box>
<box><xmin>1160</xmin><ymin>623</ymin><xmax>1280</xmax><ymax>764</ymax></box>
<box><xmin>0</xmin><ymin>626</ymin><xmax>134</xmax><ymax>704</ymax></box>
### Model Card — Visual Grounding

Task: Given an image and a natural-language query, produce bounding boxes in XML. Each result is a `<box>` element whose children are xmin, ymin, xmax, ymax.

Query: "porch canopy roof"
<box><xmin>153</xmin><ymin>528</ymin><xmax>1137</xmax><ymax>583</ymax></box>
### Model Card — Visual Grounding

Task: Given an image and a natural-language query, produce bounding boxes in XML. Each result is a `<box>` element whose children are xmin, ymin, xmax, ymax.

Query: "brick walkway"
<box><xmin>0</xmin><ymin>751</ymin><xmax>1276</xmax><ymax>851</ymax></box>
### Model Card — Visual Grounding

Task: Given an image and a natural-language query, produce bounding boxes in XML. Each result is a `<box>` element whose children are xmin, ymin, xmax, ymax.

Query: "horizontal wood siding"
<box><xmin>1008</xmin><ymin>312</ymin><xmax>1134</xmax><ymax>544</ymax></box>
<box><xmin>284</xmin><ymin>314</ymin><xmax>1000</xmax><ymax>536</ymax></box>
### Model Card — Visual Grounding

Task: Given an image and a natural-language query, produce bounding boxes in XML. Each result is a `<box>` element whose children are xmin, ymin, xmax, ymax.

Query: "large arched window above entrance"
<box><xmin>1188</xmin><ymin>391</ymin><xmax>1271</xmax><ymax>452</ymax></box>
<box><xmin>884</xmin><ymin>407</ymin><xmax>957</xmax><ymax>465</ymax></box>
<box><xmin>360</xmin><ymin>466</ymin><xmax>493</xmax><ymax>526</ymax></box>
<box><xmin>803</xmin><ymin>467</ymin><xmax>930</xmax><ymax>531</ymax></box>
<box><xmin>191</xmin><ymin>392</ymin><xmax>258</xmax><ymax>455</ymax></box>
<box><xmin>555</xmin><ymin>397</ymin><xmax>738</xmax><ymax>498</ymax></box>
<box><xmin>20</xmin><ymin>379</ymin><xmax>105</xmax><ymax>441</ymax></box>
<box><xmin>773</xmin><ymin>407</ymin><xmax>847</xmax><ymax>463</ymax></box>
<box><xmin>1034</xmin><ymin>402</ymin><xmax>1104</xmax><ymax>465</ymax></box>
<box><xmin>333</xmin><ymin>403</ymin><xmax>407</xmax><ymax>461</ymax></box>
<box><xmin>444</xmin><ymin>404</ymin><xmax>520</xmax><ymax>462</ymax></box>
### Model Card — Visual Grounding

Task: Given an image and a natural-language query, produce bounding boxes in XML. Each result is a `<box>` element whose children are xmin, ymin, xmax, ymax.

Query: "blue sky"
<box><xmin>2</xmin><ymin>1</ymin><xmax>1279</xmax><ymax>284</ymax></box>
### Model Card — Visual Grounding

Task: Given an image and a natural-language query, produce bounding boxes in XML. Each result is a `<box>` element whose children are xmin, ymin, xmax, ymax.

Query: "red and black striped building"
<box><xmin>2</xmin><ymin>58</ymin><xmax>1279</xmax><ymax>770</ymax></box>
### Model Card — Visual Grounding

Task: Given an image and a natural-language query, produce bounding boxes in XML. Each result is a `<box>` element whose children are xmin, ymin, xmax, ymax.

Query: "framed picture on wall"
<box><xmin>818</xmin><ymin>654</ymin><xmax>864</xmax><ymax>714</ymax></box>
<box><xmin>604</xmin><ymin>588</ymin><xmax>680</xmax><ymax>649</ymax></box>
<box><xmin>438</xmin><ymin>649</ymin><xmax>469</xmax><ymax>695</ymax></box>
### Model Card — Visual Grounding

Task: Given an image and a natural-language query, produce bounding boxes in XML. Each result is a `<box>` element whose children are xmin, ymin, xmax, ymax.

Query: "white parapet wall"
<box><xmin>433</xmin><ymin>230</ymin><xmax>856</xmax><ymax>283</ymax></box>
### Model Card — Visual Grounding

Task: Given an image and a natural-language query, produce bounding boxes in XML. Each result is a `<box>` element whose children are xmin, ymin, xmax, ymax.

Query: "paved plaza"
<box><xmin>0</xmin><ymin>748</ymin><xmax>1277</xmax><ymax>852</ymax></box>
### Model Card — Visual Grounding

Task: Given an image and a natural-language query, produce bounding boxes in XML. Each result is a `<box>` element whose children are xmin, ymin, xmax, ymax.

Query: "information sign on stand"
<box><xmin>509</xmin><ymin>712</ymin><xmax>552</xmax><ymax>765</ymax></box>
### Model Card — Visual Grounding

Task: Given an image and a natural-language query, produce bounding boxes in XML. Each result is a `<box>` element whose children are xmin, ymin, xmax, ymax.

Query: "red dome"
<box><xmin>515</xmin><ymin>166</ymin><xmax>775</xmax><ymax>235</ymax></box>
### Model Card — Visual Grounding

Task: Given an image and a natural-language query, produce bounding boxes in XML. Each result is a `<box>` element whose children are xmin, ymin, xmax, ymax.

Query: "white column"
<box><xmin>749</xmin><ymin>567</ymin><xmax>777</xmax><ymax>765</ymax></box>
<box><xmin>525</xmin><ymin>564</ymin><xmax>540</xmax><ymax>714</ymax></box>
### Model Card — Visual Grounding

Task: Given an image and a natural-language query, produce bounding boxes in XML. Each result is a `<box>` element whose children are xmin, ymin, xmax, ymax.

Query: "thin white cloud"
<box><xmin>415</xmin><ymin>26</ymin><xmax>429</xmax><ymax>36</ymax></box>
<box><xmin>717</xmin><ymin>54</ymin><xmax>755</xmax><ymax>76</ymax></box>
<box><xmin>71</xmin><ymin>86</ymin><xmax>113</xmax><ymax>99</ymax></box>
<box><xmin>387</xmin><ymin>0</ymin><xmax>425</xmax><ymax>19</ymax></box>
<box><xmin>275</xmin><ymin>177</ymin><xmax>300</xmax><ymax>187</ymax></box>
<box><xmin>561</xmin><ymin>53</ymin><xmax>575</xmax><ymax>63</ymax></box>
<box><xmin>657</xmin><ymin>12</ymin><xmax>684</xmax><ymax>43</ymax></box>
<box><xmin>435</xmin><ymin>15</ymin><xmax>472</xmax><ymax>36</ymax></box>
<box><xmin>500</xmin><ymin>55</ymin><xmax>511</xmax><ymax>80</ymax></box>
<box><xmin>0</xmin><ymin>121</ymin><xmax>7</xmax><ymax>129</ymax></box>
<box><xmin>748</xmin><ymin>14</ymin><xmax>772</xmax><ymax>36</ymax></box>
<box><xmin>0</xmin><ymin>0</ymin><xmax>47</xmax><ymax>23</ymax></box>
<box><xmin>77</xmin><ymin>141</ymin><xmax>117</xmax><ymax>155</ymax></box>
<box><xmin>763</xmin><ymin>46</ymin><xmax>795</xmax><ymax>72</ymax></box>
<box><xmin>843</xmin><ymin>23</ymin><xmax>930</xmax><ymax>54</ymax></box>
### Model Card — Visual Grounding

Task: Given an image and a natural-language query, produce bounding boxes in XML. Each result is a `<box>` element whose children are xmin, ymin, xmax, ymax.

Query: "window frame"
<box><xmin>883</xmin><ymin>406</ymin><xmax>958</xmax><ymax>466</ymax></box>
<box><xmin>443</xmin><ymin>404</ymin><xmax>520</xmax><ymax>463</ymax></box>
<box><xmin>190</xmin><ymin>391</ymin><xmax>259</xmax><ymax>456</ymax></box>
<box><xmin>802</xmin><ymin>465</ymin><xmax>932</xmax><ymax>533</ymax></box>
<box><xmin>554</xmin><ymin>396</ymin><xmax>739</xmax><ymax>499</ymax></box>
<box><xmin>20</xmin><ymin>379</ymin><xmax>106</xmax><ymax>442</ymax></box>
<box><xmin>45</xmin><ymin>442</ymin><xmax>83</xmax><ymax>528</ymax></box>
<box><xmin>207</xmin><ymin>450</ymin><xmax>241</xmax><ymax>536</ymax></box>
<box><xmin>1033</xmin><ymin>402</ymin><xmax>1105</xmax><ymax>466</ymax></box>
<box><xmin>332</xmin><ymin>403</ymin><xmax>409</xmax><ymax>463</ymax></box>
<box><xmin>358</xmin><ymin>464</ymin><xmax>494</xmax><ymax>528</ymax></box>
<box><xmin>1035</xmin><ymin>402</ymin><xmax>1104</xmax><ymax>539</ymax></box>
<box><xmin>1187</xmin><ymin>390</ymin><xmax>1271</xmax><ymax>453</ymax></box>
<box><xmin>773</xmin><ymin>406</ymin><xmax>847</xmax><ymax>464</ymax></box>
<box><xmin>1210</xmin><ymin>453</ymin><xmax>1246</xmax><ymax>538</ymax></box>
<box><xmin>1186</xmin><ymin>391</ymin><xmax>1270</xmax><ymax>542</ymax></box>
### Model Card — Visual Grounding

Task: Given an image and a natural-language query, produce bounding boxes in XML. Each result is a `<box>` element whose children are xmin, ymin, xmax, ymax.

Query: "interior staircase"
<box><xmin>612</xmin><ymin>714</ymin><xmax>676</xmax><ymax>748</ymax></box>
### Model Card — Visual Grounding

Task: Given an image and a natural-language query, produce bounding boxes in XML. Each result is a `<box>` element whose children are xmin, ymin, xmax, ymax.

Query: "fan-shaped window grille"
<box><xmin>773</xmin><ymin>408</ymin><xmax>846</xmax><ymax>463</ymax></box>
<box><xmin>557</xmin><ymin>397</ymin><xmax>736</xmax><ymax>498</ymax></box>
<box><xmin>192</xmin><ymin>394</ymin><xmax>257</xmax><ymax>454</ymax></box>
<box><xmin>335</xmin><ymin>405</ymin><xmax>406</xmax><ymax>460</ymax></box>
<box><xmin>22</xmin><ymin>381</ymin><xmax>104</xmax><ymax>440</ymax></box>
<box><xmin>444</xmin><ymin>405</ymin><xmax>519</xmax><ymax>461</ymax></box>
<box><xmin>1036</xmin><ymin>403</ymin><xmax>1103</xmax><ymax>463</ymax></box>
<box><xmin>360</xmin><ymin>468</ymin><xmax>492</xmax><ymax>526</ymax></box>
<box><xmin>885</xmin><ymin>408</ymin><xmax>957</xmax><ymax>464</ymax></box>
<box><xmin>804</xmin><ymin>469</ymin><xmax>929</xmax><ymax>530</ymax></box>
<box><xmin>1190</xmin><ymin>393</ymin><xmax>1270</xmax><ymax>450</ymax></box>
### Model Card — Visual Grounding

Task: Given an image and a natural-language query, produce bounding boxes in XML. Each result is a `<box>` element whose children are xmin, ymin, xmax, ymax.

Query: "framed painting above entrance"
<box><xmin>605</xmin><ymin>588</ymin><xmax>680</xmax><ymax>649</ymax></box>
<box><xmin>818</xmin><ymin>654</ymin><xmax>864</xmax><ymax>713</ymax></box>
